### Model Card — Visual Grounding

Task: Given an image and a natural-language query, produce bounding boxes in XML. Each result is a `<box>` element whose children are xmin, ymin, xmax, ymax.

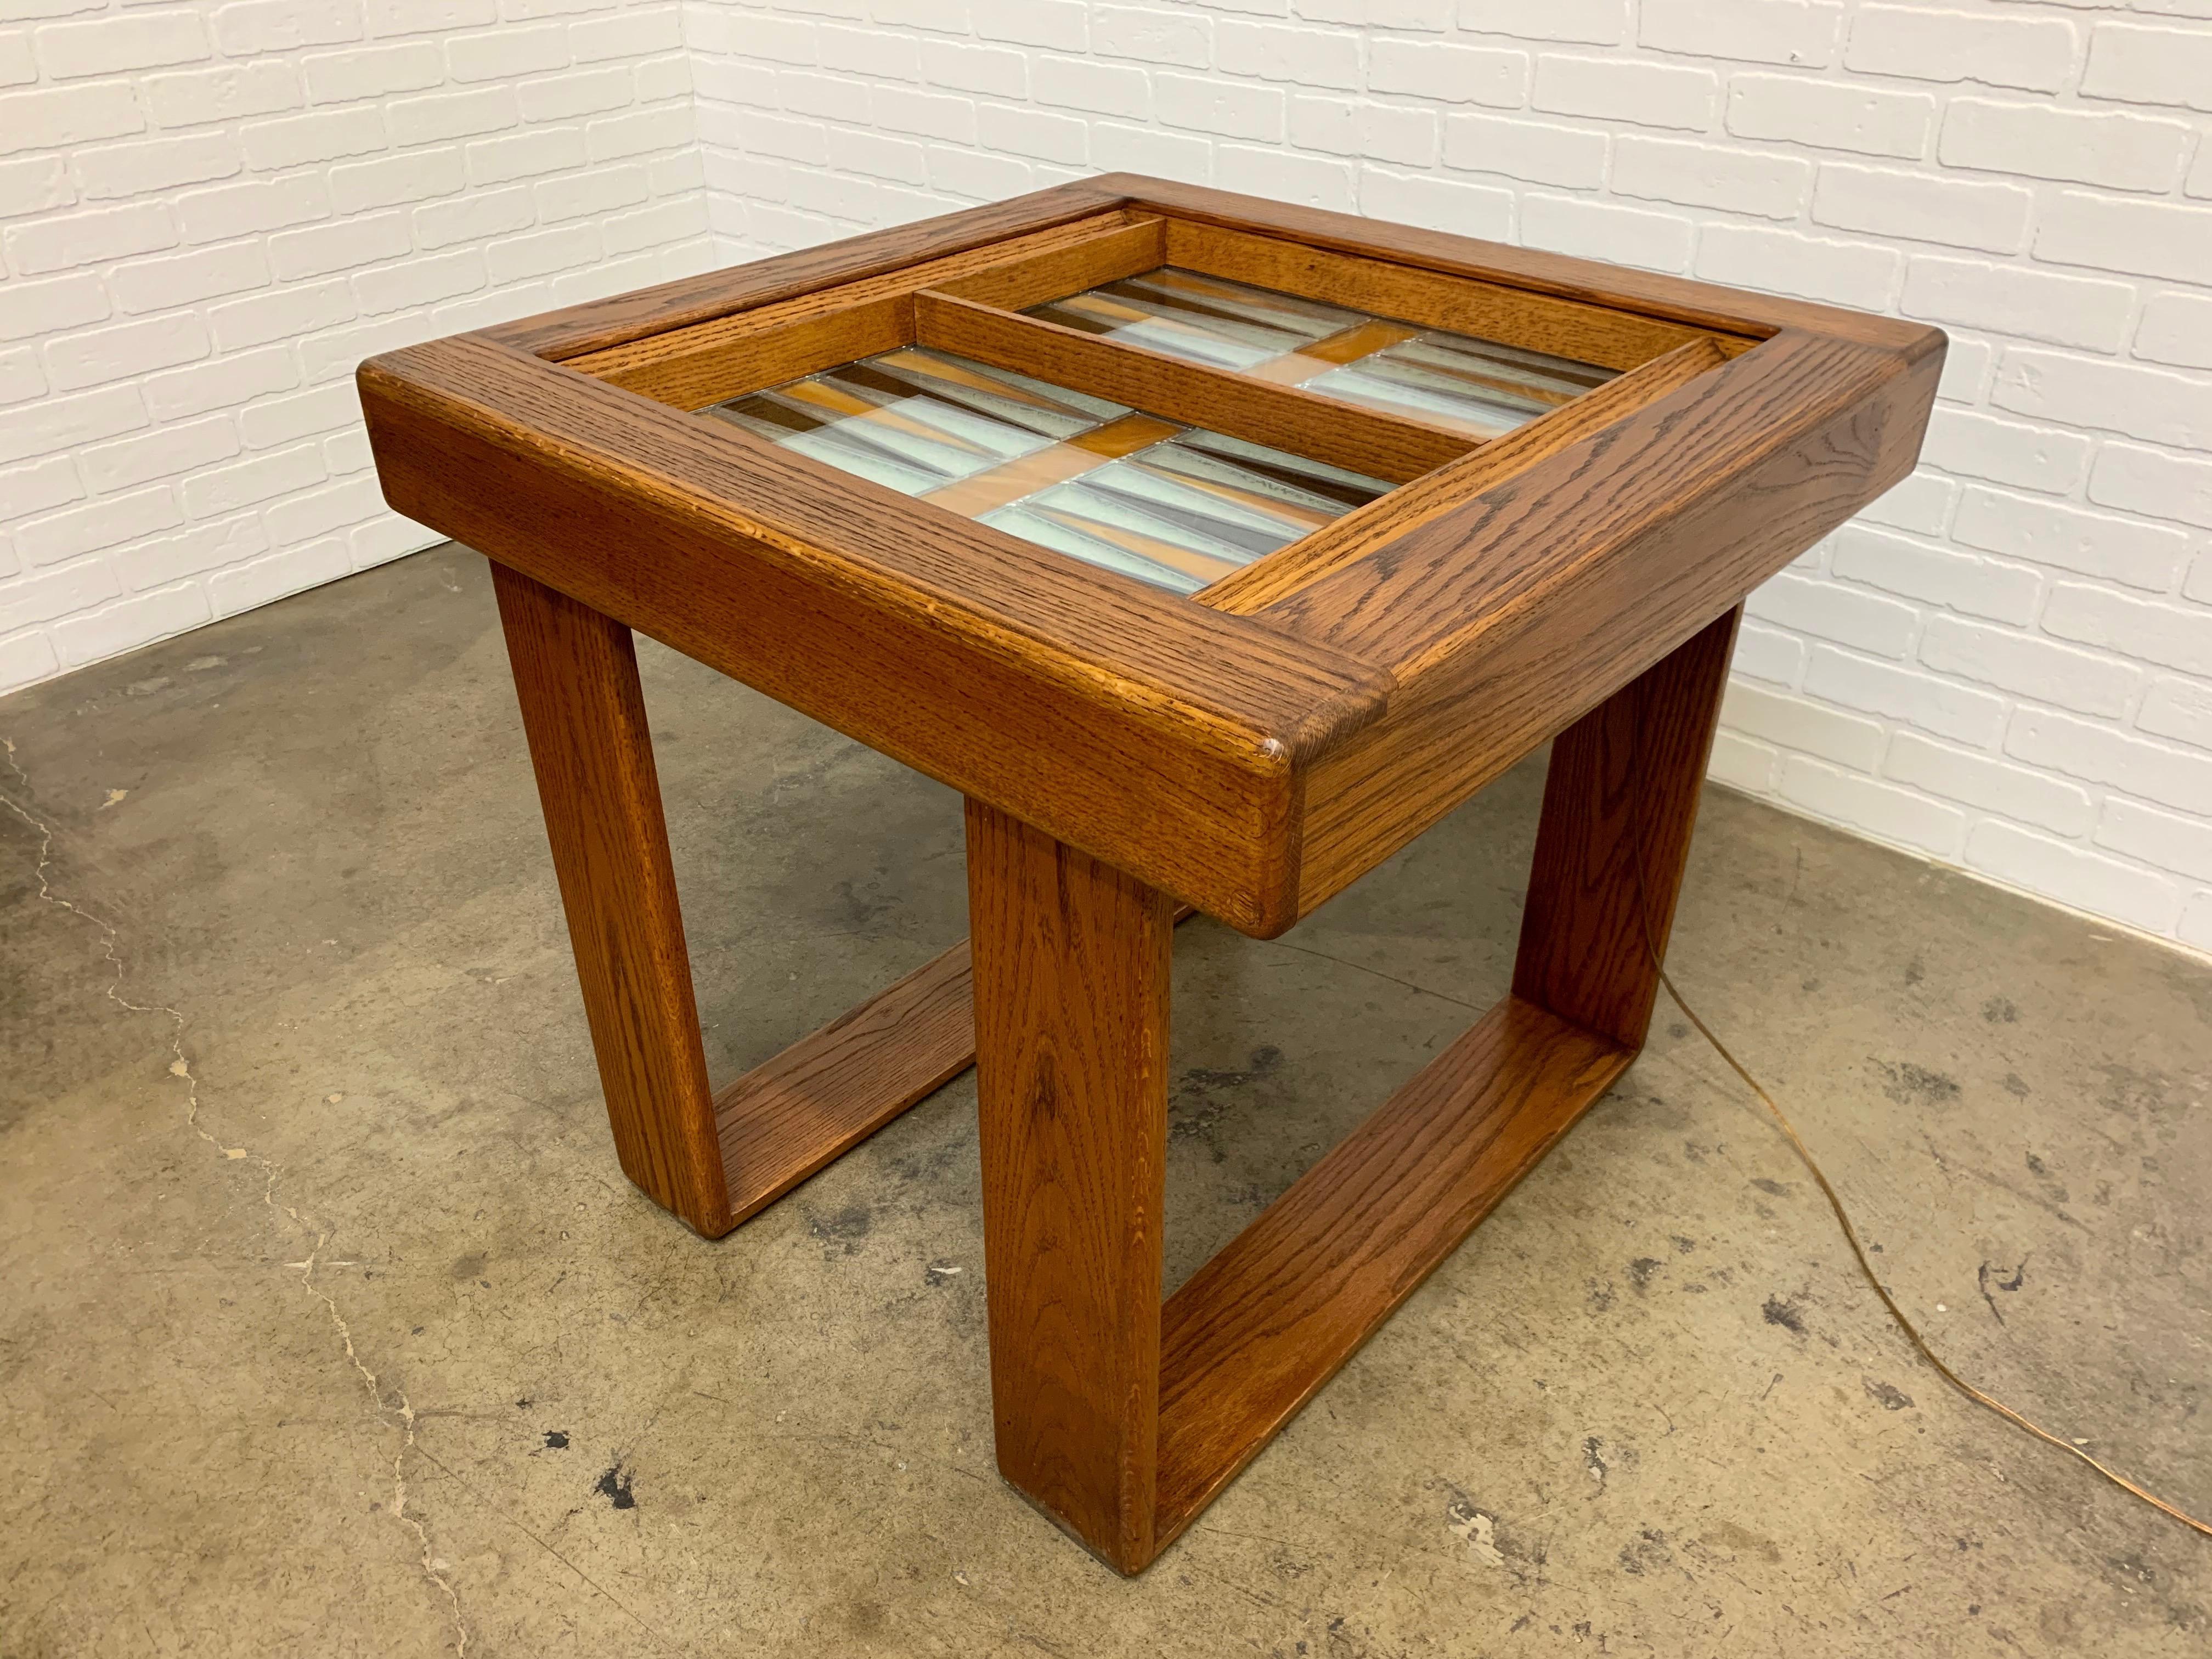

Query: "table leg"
<box><xmin>1143</xmin><ymin>606</ymin><xmax>1736</xmax><ymax>1568</ymax></box>
<box><xmin>490</xmin><ymin>566</ymin><xmax>1185</xmax><ymax>1240</ymax></box>
<box><xmin>492</xmin><ymin>577</ymin><xmax>1741</xmax><ymax>1570</ymax></box>
<box><xmin>1514</xmin><ymin>606</ymin><xmax>1742</xmax><ymax>1047</ymax></box>
<box><xmin>966</xmin><ymin>798</ymin><xmax>1173</xmax><ymax>1573</ymax></box>
<box><xmin>493</xmin><ymin>563</ymin><xmax>732</xmax><ymax>1237</ymax></box>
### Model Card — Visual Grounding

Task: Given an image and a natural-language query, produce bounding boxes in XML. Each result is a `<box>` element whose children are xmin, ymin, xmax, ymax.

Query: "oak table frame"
<box><xmin>360</xmin><ymin>174</ymin><xmax>1942</xmax><ymax>1576</ymax></box>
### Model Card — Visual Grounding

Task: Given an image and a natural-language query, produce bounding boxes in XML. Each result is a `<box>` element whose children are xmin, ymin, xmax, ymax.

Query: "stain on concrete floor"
<box><xmin>1</xmin><ymin>544</ymin><xmax>2206</xmax><ymax>1656</ymax></box>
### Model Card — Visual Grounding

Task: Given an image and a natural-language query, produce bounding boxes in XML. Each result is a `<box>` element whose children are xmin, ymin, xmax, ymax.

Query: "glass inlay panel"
<box><xmin>703</xmin><ymin>346</ymin><xmax>1392</xmax><ymax>595</ymax></box>
<box><xmin>1027</xmin><ymin>267</ymin><xmax>1617</xmax><ymax>441</ymax></box>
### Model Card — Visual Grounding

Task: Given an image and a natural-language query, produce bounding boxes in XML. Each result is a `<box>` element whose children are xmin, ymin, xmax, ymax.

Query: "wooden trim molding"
<box><xmin>1164</xmin><ymin>216</ymin><xmax>1720</xmax><ymax>370</ymax></box>
<box><xmin>569</xmin><ymin>210</ymin><xmax>1148</xmax><ymax>407</ymax></box>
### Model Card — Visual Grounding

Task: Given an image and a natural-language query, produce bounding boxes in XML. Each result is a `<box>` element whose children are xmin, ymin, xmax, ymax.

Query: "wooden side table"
<box><xmin>362</xmin><ymin>175</ymin><xmax>1940</xmax><ymax>1574</ymax></box>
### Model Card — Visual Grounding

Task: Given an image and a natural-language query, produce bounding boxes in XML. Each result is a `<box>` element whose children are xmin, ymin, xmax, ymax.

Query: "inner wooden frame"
<box><xmin>563</xmin><ymin>207</ymin><xmax>1745</xmax><ymax>559</ymax></box>
<box><xmin>363</xmin><ymin>173</ymin><xmax>1942</xmax><ymax>1576</ymax></box>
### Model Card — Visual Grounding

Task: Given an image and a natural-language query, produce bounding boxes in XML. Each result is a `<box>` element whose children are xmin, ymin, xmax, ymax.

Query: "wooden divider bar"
<box><xmin>928</xmin><ymin>217</ymin><xmax>1165</xmax><ymax>313</ymax></box>
<box><xmin>591</xmin><ymin>218</ymin><xmax>1163</xmax><ymax>414</ymax></box>
<box><xmin>913</xmin><ymin>289</ymin><xmax>1477</xmax><ymax>485</ymax></box>
<box><xmin>670</xmin><ymin>294</ymin><xmax>912</xmax><ymax>414</ymax></box>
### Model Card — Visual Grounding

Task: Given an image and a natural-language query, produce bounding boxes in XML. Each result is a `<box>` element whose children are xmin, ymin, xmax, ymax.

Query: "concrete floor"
<box><xmin>2</xmin><ymin>542</ymin><xmax>2207</xmax><ymax>1657</ymax></box>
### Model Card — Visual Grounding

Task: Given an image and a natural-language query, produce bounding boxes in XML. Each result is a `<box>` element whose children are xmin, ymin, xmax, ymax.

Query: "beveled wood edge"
<box><xmin>1276</xmin><ymin>329</ymin><xmax>1920</xmax><ymax>672</ymax></box>
<box><xmin>1232</xmin><ymin>329</ymin><xmax>1932</xmax><ymax>922</ymax></box>
<box><xmin>1151</xmin><ymin>993</ymin><xmax>1630</xmax><ymax>1559</ymax></box>
<box><xmin>484</xmin><ymin>176</ymin><xmax>1137</xmax><ymax>360</ymax></box>
<box><xmin>360</xmin><ymin>333</ymin><xmax>1391</xmax><ymax>763</ymax></box>
<box><xmin>1201</xmin><ymin>335</ymin><xmax>1729</xmax><ymax>614</ymax></box>
<box><xmin>362</xmin><ymin>334</ymin><xmax>1395</xmax><ymax>932</ymax></box>
<box><xmin>387</xmin><ymin>176</ymin><xmax>1944</xmax><ymax>938</ymax></box>
<box><xmin>912</xmin><ymin>290</ymin><xmax>1477</xmax><ymax>486</ymax></box>
<box><xmin>1282</xmin><ymin>335</ymin><xmax>1940</xmax><ymax>917</ymax></box>
<box><xmin>369</xmin><ymin>317</ymin><xmax>1926</xmax><ymax>936</ymax></box>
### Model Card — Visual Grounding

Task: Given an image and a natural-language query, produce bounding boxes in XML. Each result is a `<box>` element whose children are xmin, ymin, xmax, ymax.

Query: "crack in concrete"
<box><xmin>2</xmin><ymin>736</ymin><xmax>470</xmax><ymax>1656</ymax></box>
<box><xmin>407</xmin><ymin>1444</ymin><xmax>686</xmax><ymax>1655</ymax></box>
<box><xmin>283</xmin><ymin>1222</ymin><xmax>469</xmax><ymax>1656</ymax></box>
<box><xmin>1</xmin><ymin>739</ymin><xmax>211</xmax><ymax>1144</ymax></box>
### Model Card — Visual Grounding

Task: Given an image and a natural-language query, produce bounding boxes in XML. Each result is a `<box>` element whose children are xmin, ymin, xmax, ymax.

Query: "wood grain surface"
<box><xmin>711</xmin><ymin>902</ymin><xmax>1198</xmax><ymax>1228</ymax></box>
<box><xmin>638</xmin><ymin>293</ymin><xmax>913</xmax><ymax>411</ymax></box>
<box><xmin>360</xmin><ymin>334</ymin><xmax>1392</xmax><ymax>935</ymax></box>
<box><xmin>372</xmin><ymin>176</ymin><xmax>1942</xmax><ymax>939</ymax></box>
<box><xmin>929</xmin><ymin>216</ymin><xmax>1164</xmax><ymax>312</ymax></box>
<box><xmin>1280</xmin><ymin>329</ymin><xmax>1942</xmax><ymax>914</ymax></box>
<box><xmin>491</xmin><ymin>562</ymin><xmax>731</xmax><ymax>1237</ymax></box>
<box><xmin>912</xmin><ymin>290</ymin><xmax>1477</xmax><ymax>484</ymax></box>
<box><xmin>1115</xmin><ymin>173</ymin><xmax>1943</xmax><ymax>349</ymax></box>
<box><xmin>484</xmin><ymin>176</ymin><xmax>1133</xmax><ymax>361</ymax></box>
<box><xmin>1514</xmin><ymin>608</ymin><xmax>1740</xmax><ymax>1049</ymax></box>
<box><xmin>714</xmin><ymin>940</ymin><xmax>978</xmax><ymax>1232</ymax></box>
<box><xmin>1199</xmin><ymin>336</ymin><xmax>1727</xmax><ymax>613</ymax></box>
<box><xmin>967</xmin><ymin>799</ymin><xmax>1173</xmax><ymax>1575</ymax></box>
<box><xmin>570</xmin><ymin>211</ymin><xmax>1144</xmax><ymax>407</ymax></box>
<box><xmin>1271</xmin><ymin>332</ymin><xmax>1931</xmax><ymax>669</ymax></box>
<box><xmin>1165</xmin><ymin>217</ymin><xmax>1720</xmax><ymax>369</ymax></box>
<box><xmin>1154</xmin><ymin>995</ymin><xmax>1630</xmax><ymax>1554</ymax></box>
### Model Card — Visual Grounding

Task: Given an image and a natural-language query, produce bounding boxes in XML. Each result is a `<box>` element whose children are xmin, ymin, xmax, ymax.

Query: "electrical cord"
<box><xmin>1648</xmin><ymin>940</ymin><xmax>2211</xmax><ymax>1541</ymax></box>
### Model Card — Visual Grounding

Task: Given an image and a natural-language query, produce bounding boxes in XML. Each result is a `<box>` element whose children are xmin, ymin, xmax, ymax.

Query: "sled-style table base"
<box><xmin>365</xmin><ymin>173</ymin><xmax>1942</xmax><ymax>1572</ymax></box>
<box><xmin>495</xmin><ymin>575</ymin><xmax>1730</xmax><ymax>1571</ymax></box>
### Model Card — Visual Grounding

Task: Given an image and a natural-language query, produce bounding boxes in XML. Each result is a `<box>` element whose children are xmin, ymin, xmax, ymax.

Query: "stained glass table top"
<box><xmin>689</xmin><ymin>261</ymin><xmax>1631</xmax><ymax>596</ymax></box>
<box><xmin>704</xmin><ymin>346</ymin><xmax>1392</xmax><ymax>595</ymax></box>
<box><xmin>1026</xmin><ymin>267</ymin><xmax>1617</xmax><ymax>440</ymax></box>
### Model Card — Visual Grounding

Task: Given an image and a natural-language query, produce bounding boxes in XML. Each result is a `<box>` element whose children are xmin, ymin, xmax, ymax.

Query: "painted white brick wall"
<box><xmin>686</xmin><ymin>0</ymin><xmax>2212</xmax><ymax>954</ymax></box>
<box><xmin>0</xmin><ymin>0</ymin><xmax>711</xmax><ymax>685</ymax></box>
<box><xmin>5</xmin><ymin>0</ymin><xmax>2211</xmax><ymax>958</ymax></box>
